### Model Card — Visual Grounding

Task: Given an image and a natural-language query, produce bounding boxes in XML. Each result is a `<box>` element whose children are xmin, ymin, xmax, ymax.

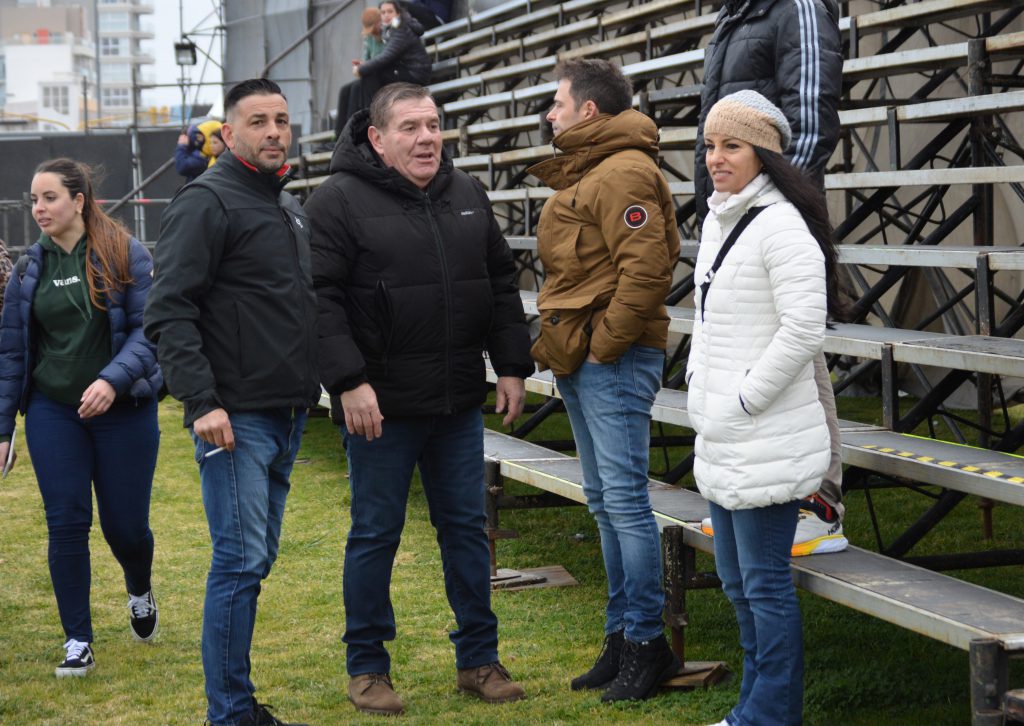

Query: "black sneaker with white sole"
<box><xmin>55</xmin><ymin>639</ymin><xmax>95</xmax><ymax>678</ymax></box>
<box><xmin>128</xmin><ymin>590</ymin><xmax>158</xmax><ymax>641</ymax></box>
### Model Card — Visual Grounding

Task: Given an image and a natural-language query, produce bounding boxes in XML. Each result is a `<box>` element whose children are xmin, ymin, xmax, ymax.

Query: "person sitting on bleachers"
<box><xmin>334</xmin><ymin>1</ymin><xmax>431</xmax><ymax>138</ymax></box>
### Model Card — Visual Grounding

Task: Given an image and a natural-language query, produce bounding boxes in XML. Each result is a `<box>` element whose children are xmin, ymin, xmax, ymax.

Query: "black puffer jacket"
<box><xmin>304</xmin><ymin>110</ymin><xmax>533</xmax><ymax>419</ymax></box>
<box><xmin>358</xmin><ymin>13</ymin><xmax>431</xmax><ymax>85</ymax></box>
<box><xmin>695</xmin><ymin>0</ymin><xmax>842</xmax><ymax>225</ymax></box>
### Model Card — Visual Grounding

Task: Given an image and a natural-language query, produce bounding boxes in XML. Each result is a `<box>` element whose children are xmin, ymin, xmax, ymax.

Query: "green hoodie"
<box><xmin>32</xmin><ymin>234</ymin><xmax>111</xmax><ymax>406</ymax></box>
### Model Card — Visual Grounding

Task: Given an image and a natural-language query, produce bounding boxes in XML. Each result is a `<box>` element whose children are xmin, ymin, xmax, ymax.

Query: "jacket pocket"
<box><xmin>701</xmin><ymin>371</ymin><xmax>756</xmax><ymax>444</ymax></box>
<box><xmin>532</xmin><ymin>293</ymin><xmax>599</xmax><ymax>377</ymax></box>
<box><xmin>375</xmin><ymin>280</ymin><xmax>395</xmax><ymax>375</ymax></box>
<box><xmin>539</xmin><ymin>224</ymin><xmax>587</xmax><ymax>281</ymax></box>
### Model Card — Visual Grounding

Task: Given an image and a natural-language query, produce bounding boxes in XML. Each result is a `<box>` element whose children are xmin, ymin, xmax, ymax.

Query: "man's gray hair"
<box><xmin>369</xmin><ymin>83</ymin><xmax>435</xmax><ymax>130</ymax></box>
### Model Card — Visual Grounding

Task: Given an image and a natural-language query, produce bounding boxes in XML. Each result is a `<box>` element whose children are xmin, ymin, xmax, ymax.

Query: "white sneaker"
<box><xmin>706</xmin><ymin>719</ymin><xmax>730</xmax><ymax>726</ymax></box>
<box><xmin>792</xmin><ymin>509</ymin><xmax>848</xmax><ymax>556</ymax></box>
<box><xmin>128</xmin><ymin>590</ymin><xmax>159</xmax><ymax>642</ymax></box>
<box><xmin>55</xmin><ymin>639</ymin><xmax>95</xmax><ymax>678</ymax></box>
<box><xmin>699</xmin><ymin>512</ymin><xmax>848</xmax><ymax>557</ymax></box>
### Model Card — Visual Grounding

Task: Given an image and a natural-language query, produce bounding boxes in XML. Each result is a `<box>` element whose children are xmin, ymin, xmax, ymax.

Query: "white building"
<box><xmin>95</xmin><ymin>0</ymin><xmax>154</xmax><ymax>125</ymax></box>
<box><xmin>0</xmin><ymin>4</ymin><xmax>96</xmax><ymax>132</ymax></box>
<box><xmin>0</xmin><ymin>0</ymin><xmax>154</xmax><ymax>131</ymax></box>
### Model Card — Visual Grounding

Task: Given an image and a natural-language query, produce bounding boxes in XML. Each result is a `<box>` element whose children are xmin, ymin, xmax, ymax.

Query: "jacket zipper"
<box><xmin>280</xmin><ymin>207</ymin><xmax>315</xmax><ymax>393</ymax></box>
<box><xmin>423</xmin><ymin>193</ymin><xmax>454</xmax><ymax>414</ymax></box>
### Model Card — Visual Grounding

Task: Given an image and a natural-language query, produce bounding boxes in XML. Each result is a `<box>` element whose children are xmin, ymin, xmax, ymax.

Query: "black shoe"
<box><xmin>571</xmin><ymin>630</ymin><xmax>625</xmax><ymax>690</ymax></box>
<box><xmin>600</xmin><ymin>634</ymin><xmax>679</xmax><ymax>702</ymax></box>
<box><xmin>128</xmin><ymin>590</ymin><xmax>158</xmax><ymax>642</ymax></box>
<box><xmin>55</xmin><ymin>639</ymin><xmax>95</xmax><ymax>678</ymax></box>
<box><xmin>239</xmin><ymin>700</ymin><xmax>309</xmax><ymax>726</ymax></box>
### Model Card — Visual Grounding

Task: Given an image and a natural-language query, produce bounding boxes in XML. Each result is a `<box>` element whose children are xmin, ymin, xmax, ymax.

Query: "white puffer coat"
<box><xmin>686</xmin><ymin>174</ymin><xmax>830</xmax><ymax>510</ymax></box>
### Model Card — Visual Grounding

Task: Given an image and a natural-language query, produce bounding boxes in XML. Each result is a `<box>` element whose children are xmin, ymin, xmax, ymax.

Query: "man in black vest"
<box><xmin>145</xmin><ymin>78</ymin><xmax>319</xmax><ymax>726</ymax></box>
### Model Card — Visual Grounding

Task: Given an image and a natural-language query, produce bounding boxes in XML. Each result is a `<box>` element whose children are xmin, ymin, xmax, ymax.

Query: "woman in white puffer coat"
<box><xmin>688</xmin><ymin>90</ymin><xmax>844</xmax><ymax>726</ymax></box>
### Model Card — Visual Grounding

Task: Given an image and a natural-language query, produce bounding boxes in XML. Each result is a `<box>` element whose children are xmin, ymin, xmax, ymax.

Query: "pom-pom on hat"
<box><xmin>704</xmin><ymin>90</ymin><xmax>792</xmax><ymax>154</ymax></box>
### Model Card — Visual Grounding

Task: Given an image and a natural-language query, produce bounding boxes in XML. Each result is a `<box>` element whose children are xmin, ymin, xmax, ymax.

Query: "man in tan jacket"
<box><xmin>528</xmin><ymin>58</ymin><xmax>680</xmax><ymax>703</ymax></box>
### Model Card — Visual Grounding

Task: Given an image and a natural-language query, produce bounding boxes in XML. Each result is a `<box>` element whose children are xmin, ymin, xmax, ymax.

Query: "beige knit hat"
<box><xmin>704</xmin><ymin>90</ymin><xmax>792</xmax><ymax>153</ymax></box>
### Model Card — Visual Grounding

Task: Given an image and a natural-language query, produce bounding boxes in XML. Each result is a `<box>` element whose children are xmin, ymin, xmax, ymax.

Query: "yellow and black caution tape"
<box><xmin>858</xmin><ymin>442</ymin><xmax>1024</xmax><ymax>484</ymax></box>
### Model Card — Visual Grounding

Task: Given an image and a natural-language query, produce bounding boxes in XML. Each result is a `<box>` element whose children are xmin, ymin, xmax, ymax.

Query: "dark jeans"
<box><xmin>342</xmin><ymin>407</ymin><xmax>499</xmax><ymax>675</ymax></box>
<box><xmin>24</xmin><ymin>390</ymin><xmax>159</xmax><ymax>643</ymax></box>
<box><xmin>193</xmin><ymin>408</ymin><xmax>308</xmax><ymax>726</ymax></box>
<box><xmin>709</xmin><ymin>499</ymin><xmax>804</xmax><ymax>726</ymax></box>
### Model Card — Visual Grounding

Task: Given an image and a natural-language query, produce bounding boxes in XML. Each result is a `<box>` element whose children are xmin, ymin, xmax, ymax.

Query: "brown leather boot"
<box><xmin>456</xmin><ymin>662</ymin><xmax>526</xmax><ymax>704</ymax></box>
<box><xmin>348</xmin><ymin>673</ymin><xmax>404</xmax><ymax>716</ymax></box>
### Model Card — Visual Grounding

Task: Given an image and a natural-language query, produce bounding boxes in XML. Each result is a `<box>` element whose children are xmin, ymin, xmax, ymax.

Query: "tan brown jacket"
<box><xmin>527</xmin><ymin>110</ymin><xmax>680</xmax><ymax>376</ymax></box>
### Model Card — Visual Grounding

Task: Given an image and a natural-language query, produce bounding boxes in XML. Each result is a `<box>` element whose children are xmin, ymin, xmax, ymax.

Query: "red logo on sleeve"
<box><xmin>623</xmin><ymin>205</ymin><xmax>649</xmax><ymax>229</ymax></box>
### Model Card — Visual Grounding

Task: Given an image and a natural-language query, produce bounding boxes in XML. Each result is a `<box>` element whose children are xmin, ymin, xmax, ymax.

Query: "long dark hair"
<box><xmin>754</xmin><ymin>148</ymin><xmax>845</xmax><ymax>322</ymax></box>
<box><xmin>34</xmin><ymin>158</ymin><xmax>132</xmax><ymax>310</ymax></box>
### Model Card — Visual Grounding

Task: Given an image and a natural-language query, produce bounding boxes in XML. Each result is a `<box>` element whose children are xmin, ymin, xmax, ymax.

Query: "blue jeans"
<box><xmin>193</xmin><ymin>408</ymin><xmax>307</xmax><ymax>726</ymax></box>
<box><xmin>556</xmin><ymin>344</ymin><xmax>666</xmax><ymax>642</ymax></box>
<box><xmin>709</xmin><ymin>500</ymin><xmax>804</xmax><ymax>726</ymax></box>
<box><xmin>342</xmin><ymin>407</ymin><xmax>498</xmax><ymax>675</ymax></box>
<box><xmin>25</xmin><ymin>391</ymin><xmax>159</xmax><ymax>643</ymax></box>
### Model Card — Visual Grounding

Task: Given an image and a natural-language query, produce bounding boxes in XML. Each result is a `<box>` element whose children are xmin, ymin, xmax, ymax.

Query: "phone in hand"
<box><xmin>2</xmin><ymin>428</ymin><xmax>16</xmax><ymax>479</ymax></box>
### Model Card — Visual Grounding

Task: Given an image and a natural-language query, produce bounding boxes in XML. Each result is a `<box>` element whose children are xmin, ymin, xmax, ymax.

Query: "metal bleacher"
<box><xmin>297</xmin><ymin>2</ymin><xmax>1024</xmax><ymax>720</ymax></box>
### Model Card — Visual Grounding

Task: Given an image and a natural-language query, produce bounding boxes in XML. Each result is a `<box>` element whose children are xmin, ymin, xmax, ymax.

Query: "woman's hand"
<box><xmin>78</xmin><ymin>379</ymin><xmax>116</xmax><ymax>419</ymax></box>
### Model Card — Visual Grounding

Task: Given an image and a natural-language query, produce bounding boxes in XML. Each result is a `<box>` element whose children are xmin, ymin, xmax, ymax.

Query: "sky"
<box><xmin>145</xmin><ymin>0</ymin><xmax>224</xmax><ymax>114</ymax></box>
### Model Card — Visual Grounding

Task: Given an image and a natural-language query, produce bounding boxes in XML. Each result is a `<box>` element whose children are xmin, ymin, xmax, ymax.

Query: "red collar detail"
<box><xmin>237</xmin><ymin>156</ymin><xmax>291</xmax><ymax>178</ymax></box>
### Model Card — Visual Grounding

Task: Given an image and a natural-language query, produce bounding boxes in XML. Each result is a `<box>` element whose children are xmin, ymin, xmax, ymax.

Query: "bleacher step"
<box><xmin>485</xmin><ymin>428</ymin><xmax>1024</xmax><ymax>652</ymax></box>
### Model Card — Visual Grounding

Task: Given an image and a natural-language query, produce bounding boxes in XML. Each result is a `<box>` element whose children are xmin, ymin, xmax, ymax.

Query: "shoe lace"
<box><xmin>477</xmin><ymin>662</ymin><xmax>512</xmax><ymax>683</ymax></box>
<box><xmin>128</xmin><ymin>592</ymin><xmax>154</xmax><ymax>618</ymax></box>
<box><xmin>617</xmin><ymin>641</ymin><xmax>642</xmax><ymax>681</ymax></box>
<box><xmin>357</xmin><ymin>673</ymin><xmax>393</xmax><ymax>694</ymax></box>
<box><xmin>252</xmin><ymin>700</ymin><xmax>283</xmax><ymax>725</ymax></box>
<box><xmin>63</xmin><ymin>638</ymin><xmax>88</xmax><ymax>660</ymax></box>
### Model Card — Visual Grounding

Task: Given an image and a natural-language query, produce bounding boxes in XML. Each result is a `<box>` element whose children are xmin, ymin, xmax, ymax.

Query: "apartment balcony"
<box><xmin>98</xmin><ymin>2</ymin><xmax>154</xmax><ymax>13</ymax></box>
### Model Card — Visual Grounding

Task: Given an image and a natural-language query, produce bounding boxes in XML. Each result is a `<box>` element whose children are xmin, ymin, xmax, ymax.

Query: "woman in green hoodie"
<box><xmin>0</xmin><ymin>158</ymin><xmax>163</xmax><ymax>678</ymax></box>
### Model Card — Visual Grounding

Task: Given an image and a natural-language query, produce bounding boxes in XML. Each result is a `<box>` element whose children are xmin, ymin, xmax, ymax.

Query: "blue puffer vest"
<box><xmin>0</xmin><ymin>237</ymin><xmax>163</xmax><ymax>435</ymax></box>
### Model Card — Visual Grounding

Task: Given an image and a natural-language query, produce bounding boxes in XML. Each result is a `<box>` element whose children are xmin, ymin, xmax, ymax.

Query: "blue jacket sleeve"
<box><xmin>0</xmin><ymin>264</ymin><xmax>27</xmax><ymax>437</ymax></box>
<box><xmin>98</xmin><ymin>239</ymin><xmax>159</xmax><ymax>396</ymax></box>
<box><xmin>174</xmin><ymin>144</ymin><xmax>208</xmax><ymax>179</ymax></box>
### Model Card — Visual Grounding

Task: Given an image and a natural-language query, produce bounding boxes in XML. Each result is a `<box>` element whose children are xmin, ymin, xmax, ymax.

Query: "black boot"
<box><xmin>239</xmin><ymin>700</ymin><xmax>309</xmax><ymax>726</ymax></box>
<box><xmin>571</xmin><ymin>630</ymin><xmax>625</xmax><ymax>691</ymax></box>
<box><xmin>600</xmin><ymin>634</ymin><xmax>679</xmax><ymax>702</ymax></box>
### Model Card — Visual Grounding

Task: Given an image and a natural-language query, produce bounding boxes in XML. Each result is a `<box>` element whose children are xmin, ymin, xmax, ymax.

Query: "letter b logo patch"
<box><xmin>623</xmin><ymin>205</ymin><xmax>648</xmax><ymax>229</ymax></box>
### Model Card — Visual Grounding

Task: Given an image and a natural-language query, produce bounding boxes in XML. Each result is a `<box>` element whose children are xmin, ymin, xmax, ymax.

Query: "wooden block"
<box><xmin>490</xmin><ymin>565</ymin><xmax>578</xmax><ymax>591</ymax></box>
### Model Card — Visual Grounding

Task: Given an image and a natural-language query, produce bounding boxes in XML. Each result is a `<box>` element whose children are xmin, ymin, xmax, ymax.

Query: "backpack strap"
<box><xmin>699</xmin><ymin>205</ymin><xmax>767</xmax><ymax>323</ymax></box>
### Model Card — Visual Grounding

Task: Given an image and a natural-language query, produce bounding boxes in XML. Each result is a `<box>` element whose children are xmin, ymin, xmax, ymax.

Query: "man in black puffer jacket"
<box><xmin>305</xmin><ymin>83</ymin><xmax>532</xmax><ymax>717</ymax></box>
<box><xmin>694</xmin><ymin>0</ymin><xmax>849</xmax><ymax>558</ymax></box>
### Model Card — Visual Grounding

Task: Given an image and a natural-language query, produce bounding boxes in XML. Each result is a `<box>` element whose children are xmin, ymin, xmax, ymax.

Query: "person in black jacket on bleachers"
<box><xmin>306</xmin><ymin>83</ymin><xmax>532</xmax><ymax>717</ymax></box>
<box><xmin>334</xmin><ymin>1</ymin><xmax>432</xmax><ymax>137</ymax></box>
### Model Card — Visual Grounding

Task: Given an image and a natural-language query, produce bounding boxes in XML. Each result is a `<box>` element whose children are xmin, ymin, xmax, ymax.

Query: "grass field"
<box><xmin>1</xmin><ymin>396</ymin><xmax>1023</xmax><ymax>724</ymax></box>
